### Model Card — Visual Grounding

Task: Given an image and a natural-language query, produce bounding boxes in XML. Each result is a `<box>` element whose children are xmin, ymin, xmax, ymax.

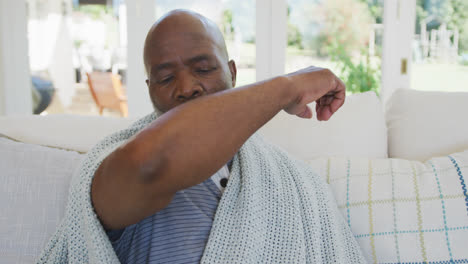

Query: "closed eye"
<box><xmin>196</xmin><ymin>67</ymin><xmax>216</xmax><ymax>74</ymax></box>
<box><xmin>157</xmin><ymin>76</ymin><xmax>173</xmax><ymax>84</ymax></box>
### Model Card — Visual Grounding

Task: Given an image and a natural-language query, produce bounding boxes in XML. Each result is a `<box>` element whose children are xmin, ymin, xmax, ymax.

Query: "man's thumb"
<box><xmin>296</xmin><ymin>105</ymin><xmax>312</xmax><ymax>119</ymax></box>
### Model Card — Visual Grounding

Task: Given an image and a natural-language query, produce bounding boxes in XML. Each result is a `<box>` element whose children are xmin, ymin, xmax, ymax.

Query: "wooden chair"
<box><xmin>86</xmin><ymin>71</ymin><xmax>128</xmax><ymax>117</ymax></box>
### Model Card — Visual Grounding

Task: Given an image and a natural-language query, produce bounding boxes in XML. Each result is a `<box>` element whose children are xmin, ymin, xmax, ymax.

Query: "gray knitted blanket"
<box><xmin>37</xmin><ymin>112</ymin><xmax>366</xmax><ymax>263</ymax></box>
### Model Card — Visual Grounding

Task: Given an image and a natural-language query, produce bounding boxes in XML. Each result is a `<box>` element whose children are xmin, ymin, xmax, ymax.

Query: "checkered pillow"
<box><xmin>308</xmin><ymin>150</ymin><xmax>468</xmax><ymax>263</ymax></box>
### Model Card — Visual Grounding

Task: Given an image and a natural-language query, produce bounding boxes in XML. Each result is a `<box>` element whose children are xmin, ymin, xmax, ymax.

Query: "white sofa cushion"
<box><xmin>0</xmin><ymin>137</ymin><xmax>85</xmax><ymax>263</ymax></box>
<box><xmin>308</xmin><ymin>150</ymin><xmax>468</xmax><ymax>263</ymax></box>
<box><xmin>0</xmin><ymin>114</ymin><xmax>137</xmax><ymax>153</ymax></box>
<box><xmin>259</xmin><ymin>91</ymin><xmax>387</xmax><ymax>160</ymax></box>
<box><xmin>386</xmin><ymin>89</ymin><xmax>468</xmax><ymax>161</ymax></box>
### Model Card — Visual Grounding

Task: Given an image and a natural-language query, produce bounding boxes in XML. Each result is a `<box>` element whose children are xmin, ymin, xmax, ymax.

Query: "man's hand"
<box><xmin>283</xmin><ymin>66</ymin><xmax>346</xmax><ymax>121</ymax></box>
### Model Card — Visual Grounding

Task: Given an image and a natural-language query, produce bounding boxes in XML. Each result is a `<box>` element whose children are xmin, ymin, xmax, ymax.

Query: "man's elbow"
<box><xmin>90</xmin><ymin>140</ymin><xmax>172</xmax><ymax>230</ymax></box>
<box><xmin>117</xmin><ymin>138</ymin><xmax>170</xmax><ymax>184</ymax></box>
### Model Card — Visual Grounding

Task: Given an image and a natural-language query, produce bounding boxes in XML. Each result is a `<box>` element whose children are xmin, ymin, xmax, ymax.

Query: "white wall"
<box><xmin>0</xmin><ymin>19</ymin><xmax>3</xmax><ymax>114</ymax></box>
<box><xmin>256</xmin><ymin>0</ymin><xmax>287</xmax><ymax>81</ymax></box>
<box><xmin>0</xmin><ymin>0</ymin><xmax>33</xmax><ymax>115</ymax></box>
<box><xmin>125</xmin><ymin>0</ymin><xmax>155</xmax><ymax>117</ymax></box>
<box><xmin>381</xmin><ymin>0</ymin><xmax>417</xmax><ymax>102</ymax></box>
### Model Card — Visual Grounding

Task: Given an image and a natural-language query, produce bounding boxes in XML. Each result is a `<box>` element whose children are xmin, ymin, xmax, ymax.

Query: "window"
<box><xmin>411</xmin><ymin>0</ymin><xmax>468</xmax><ymax>92</ymax></box>
<box><xmin>286</xmin><ymin>0</ymin><xmax>384</xmax><ymax>95</ymax></box>
<box><xmin>27</xmin><ymin>0</ymin><xmax>127</xmax><ymax>116</ymax></box>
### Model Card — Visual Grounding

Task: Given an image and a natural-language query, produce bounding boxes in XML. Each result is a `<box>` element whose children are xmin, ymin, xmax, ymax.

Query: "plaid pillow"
<box><xmin>308</xmin><ymin>150</ymin><xmax>468</xmax><ymax>263</ymax></box>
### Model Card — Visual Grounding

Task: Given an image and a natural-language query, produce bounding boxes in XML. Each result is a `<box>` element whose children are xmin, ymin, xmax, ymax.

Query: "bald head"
<box><xmin>143</xmin><ymin>9</ymin><xmax>229</xmax><ymax>76</ymax></box>
<box><xmin>142</xmin><ymin>9</ymin><xmax>237</xmax><ymax>113</ymax></box>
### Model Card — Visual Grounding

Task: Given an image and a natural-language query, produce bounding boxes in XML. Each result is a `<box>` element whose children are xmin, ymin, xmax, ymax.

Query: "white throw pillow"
<box><xmin>386</xmin><ymin>89</ymin><xmax>468</xmax><ymax>161</ymax></box>
<box><xmin>0</xmin><ymin>114</ymin><xmax>137</xmax><ymax>153</ymax></box>
<box><xmin>0</xmin><ymin>137</ymin><xmax>85</xmax><ymax>263</ymax></box>
<box><xmin>308</xmin><ymin>150</ymin><xmax>468</xmax><ymax>263</ymax></box>
<box><xmin>259</xmin><ymin>91</ymin><xmax>387</xmax><ymax>160</ymax></box>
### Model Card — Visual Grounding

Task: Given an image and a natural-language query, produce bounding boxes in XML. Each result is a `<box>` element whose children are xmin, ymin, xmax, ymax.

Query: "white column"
<box><xmin>256</xmin><ymin>0</ymin><xmax>287</xmax><ymax>81</ymax></box>
<box><xmin>0</xmin><ymin>0</ymin><xmax>33</xmax><ymax>115</ymax></box>
<box><xmin>49</xmin><ymin>11</ymin><xmax>76</xmax><ymax>107</ymax></box>
<box><xmin>126</xmin><ymin>0</ymin><xmax>156</xmax><ymax>117</ymax></box>
<box><xmin>381</xmin><ymin>0</ymin><xmax>417</xmax><ymax>102</ymax></box>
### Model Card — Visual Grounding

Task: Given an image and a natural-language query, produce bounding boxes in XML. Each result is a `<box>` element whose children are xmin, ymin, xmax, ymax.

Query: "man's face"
<box><xmin>145</xmin><ymin>30</ymin><xmax>236</xmax><ymax>113</ymax></box>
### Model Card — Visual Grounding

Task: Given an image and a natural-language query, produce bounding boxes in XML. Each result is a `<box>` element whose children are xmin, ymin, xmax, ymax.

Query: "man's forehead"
<box><xmin>146</xmin><ymin>32</ymin><xmax>220</xmax><ymax>63</ymax></box>
<box><xmin>150</xmin><ymin>31</ymin><xmax>214</xmax><ymax>49</ymax></box>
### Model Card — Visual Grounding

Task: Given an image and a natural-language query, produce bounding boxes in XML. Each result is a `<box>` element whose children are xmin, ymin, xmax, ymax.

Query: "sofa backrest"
<box><xmin>0</xmin><ymin>92</ymin><xmax>389</xmax><ymax>160</ymax></box>
<box><xmin>259</xmin><ymin>91</ymin><xmax>388</xmax><ymax>160</ymax></box>
<box><xmin>1</xmin><ymin>88</ymin><xmax>467</xmax><ymax>160</ymax></box>
<box><xmin>0</xmin><ymin>137</ymin><xmax>85</xmax><ymax>262</ymax></box>
<box><xmin>0</xmin><ymin>114</ymin><xmax>137</xmax><ymax>153</ymax></box>
<box><xmin>386</xmin><ymin>88</ymin><xmax>468</xmax><ymax>161</ymax></box>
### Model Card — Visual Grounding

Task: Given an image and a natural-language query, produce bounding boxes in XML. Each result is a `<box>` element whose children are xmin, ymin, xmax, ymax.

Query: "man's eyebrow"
<box><xmin>187</xmin><ymin>54</ymin><xmax>215</xmax><ymax>64</ymax></box>
<box><xmin>151</xmin><ymin>54</ymin><xmax>215</xmax><ymax>75</ymax></box>
<box><xmin>151</xmin><ymin>62</ymin><xmax>175</xmax><ymax>76</ymax></box>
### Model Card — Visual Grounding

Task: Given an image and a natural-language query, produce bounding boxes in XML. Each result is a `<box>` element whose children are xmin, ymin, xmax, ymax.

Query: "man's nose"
<box><xmin>175</xmin><ymin>72</ymin><xmax>203</xmax><ymax>101</ymax></box>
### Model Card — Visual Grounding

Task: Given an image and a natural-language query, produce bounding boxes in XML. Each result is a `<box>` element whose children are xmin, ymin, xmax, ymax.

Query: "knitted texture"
<box><xmin>202</xmin><ymin>134</ymin><xmax>366</xmax><ymax>263</ymax></box>
<box><xmin>37</xmin><ymin>112</ymin><xmax>366</xmax><ymax>263</ymax></box>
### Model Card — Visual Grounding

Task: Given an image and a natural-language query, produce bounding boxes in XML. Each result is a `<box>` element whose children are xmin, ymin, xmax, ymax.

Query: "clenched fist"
<box><xmin>283</xmin><ymin>66</ymin><xmax>346</xmax><ymax>121</ymax></box>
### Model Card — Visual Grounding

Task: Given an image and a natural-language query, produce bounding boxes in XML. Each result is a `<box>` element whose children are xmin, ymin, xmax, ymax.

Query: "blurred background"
<box><xmin>0</xmin><ymin>0</ymin><xmax>467</xmax><ymax>117</ymax></box>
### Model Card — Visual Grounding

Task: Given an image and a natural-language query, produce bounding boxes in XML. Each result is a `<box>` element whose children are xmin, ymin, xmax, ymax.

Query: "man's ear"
<box><xmin>228</xmin><ymin>60</ymin><xmax>237</xmax><ymax>88</ymax></box>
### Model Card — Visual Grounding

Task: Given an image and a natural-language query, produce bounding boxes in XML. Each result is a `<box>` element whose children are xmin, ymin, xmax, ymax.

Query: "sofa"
<box><xmin>1</xmin><ymin>88</ymin><xmax>468</xmax><ymax>263</ymax></box>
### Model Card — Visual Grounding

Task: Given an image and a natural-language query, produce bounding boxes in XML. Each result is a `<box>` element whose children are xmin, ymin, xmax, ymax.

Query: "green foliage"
<box><xmin>287</xmin><ymin>5</ymin><xmax>303</xmax><ymax>49</ymax></box>
<box><xmin>288</xmin><ymin>23</ymin><xmax>303</xmax><ymax>49</ymax></box>
<box><xmin>245</xmin><ymin>37</ymin><xmax>255</xmax><ymax>44</ymax></box>
<box><xmin>461</xmin><ymin>20</ymin><xmax>468</xmax><ymax>54</ymax></box>
<box><xmin>415</xmin><ymin>0</ymin><xmax>429</xmax><ymax>33</ymax></box>
<box><xmin>221</xmin><ymin>9</ymin><xmax>234</xmax><ymax>39</ymax></box>
<box><xmin>313</xmin><ymin>0</ymin><xmax>374</xmax><ymax>57</ymax></box>
<box><xmin>328</xmin><ymin>44</ymin><xmax>380</xmax><ymax>95</ymax></box>
<box><xmin>73</xmin><ymin>39</ymin><xmax>84</xmax><ymax>49</ymax></box>
<box><xmin>444</xmin><ymin>0</ymin><xmax>468</xmax><ymax>53</ymax></box>
<box><xmin>357</xmin><ymin>0</ymin><xmax>384</xmax><ymax>23</ymax></box>
<box><xmin>75</xmin><ymin>5</ymin><xmax>112</xmax><ymax>20</ymax></box>
<box><xmin>300</xmin><ymin>0</ymin><xmax>380</xmax><ymax>95</ymax></box>
<box><xmin>416</xmin><ymin>0</ymin><xmax>468</xmax><ymax>53</ymax></box>
<box><xmin>360</xmin><ymin>0</ymin><xmax>468</xmax><ymax>53</ymax></box>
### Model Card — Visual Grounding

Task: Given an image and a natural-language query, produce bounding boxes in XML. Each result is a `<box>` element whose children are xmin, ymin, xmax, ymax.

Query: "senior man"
<box><xmin>38</xmin><ymin>9</ymin><xmax>365</xmax><ymax>264</ymax></box>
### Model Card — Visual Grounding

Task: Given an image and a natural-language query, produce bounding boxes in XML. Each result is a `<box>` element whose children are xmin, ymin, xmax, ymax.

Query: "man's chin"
<box><xmin>153</xmin><ymin>106</ymin><xmax>165</xmax><ymax>116</ymax></box>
